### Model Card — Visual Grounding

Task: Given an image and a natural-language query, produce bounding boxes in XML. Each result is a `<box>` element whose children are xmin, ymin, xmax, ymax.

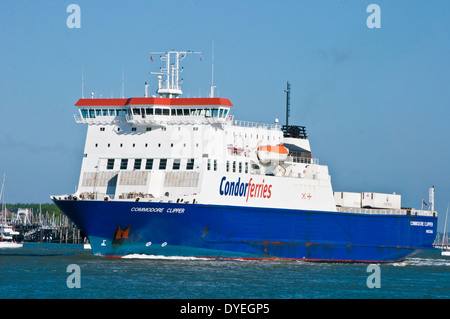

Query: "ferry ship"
<box><xmin>52</xmin><ymin>50</ymin><xmax>437</xmax><ymax>262</ymax></box>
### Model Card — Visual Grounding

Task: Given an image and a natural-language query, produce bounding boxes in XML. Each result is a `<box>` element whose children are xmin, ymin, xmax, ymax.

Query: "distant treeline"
<box><xmin>5</xmin><ymin>203</ymin><xmax>63</xmax><ymax>216</ymax></box>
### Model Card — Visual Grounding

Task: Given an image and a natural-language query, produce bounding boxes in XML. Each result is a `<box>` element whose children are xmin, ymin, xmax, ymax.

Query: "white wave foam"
<box><xmin>392</xmin><ymin>257</ymin><xmax>450</xmax><ymax>267</ymax></box>
<box><xmin>121</xmin><ymin>254</ymin><xmax>209</xmax><ymax>261</ymax></box>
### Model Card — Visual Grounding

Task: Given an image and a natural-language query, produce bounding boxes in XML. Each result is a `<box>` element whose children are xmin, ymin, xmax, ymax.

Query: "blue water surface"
<box><xmin>0</xmin><ymin>243</ymin><xmax>448</xmax><ymax>299</ymax></box>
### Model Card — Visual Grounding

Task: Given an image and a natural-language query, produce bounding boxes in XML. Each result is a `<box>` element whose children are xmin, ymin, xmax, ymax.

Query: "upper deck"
<box><xmin>75</xmin><ymin>97</ymin><xmax>233</xmax><ymax>107</ymax></box>
<box><xmin>74</xmin><ymin>97</ymin><xmax>233</xmax><ymax>125</ymax></box>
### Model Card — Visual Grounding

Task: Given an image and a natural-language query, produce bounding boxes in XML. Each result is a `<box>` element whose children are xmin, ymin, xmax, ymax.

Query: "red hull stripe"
<box><xmin>75</xmin><ymin>97</ymin><xmax>233</xmax><ymax>107</ymax></box>
<box><xmin>102</xmin><ymin>255</ymin><xmax>396</xmax><ymax>263</ymax></box>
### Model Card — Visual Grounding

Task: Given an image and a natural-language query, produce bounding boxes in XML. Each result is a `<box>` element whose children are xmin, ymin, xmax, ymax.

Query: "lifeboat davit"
<box><xmin>257</xmin><ymin>144</ymin><xmax>289</xmax><ymax>164</ymax></box>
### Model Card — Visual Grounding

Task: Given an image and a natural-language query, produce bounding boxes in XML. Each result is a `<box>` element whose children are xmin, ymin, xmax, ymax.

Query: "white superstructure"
<box><xmin>64</xmin><ymin>50</ymin><xmax>433</xmax><ymax>218</ymax></box>
<box><xmin>70</xmin><ymin>51</ymin><xmax>336</xmax><ymax>212</ymax></box>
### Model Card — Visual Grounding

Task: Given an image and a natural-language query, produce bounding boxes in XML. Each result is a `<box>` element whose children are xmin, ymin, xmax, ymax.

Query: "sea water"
<box><xmin>0</xmin><ymin>243</ymin><xmax>448</xmax><ymax>299</ymax></box>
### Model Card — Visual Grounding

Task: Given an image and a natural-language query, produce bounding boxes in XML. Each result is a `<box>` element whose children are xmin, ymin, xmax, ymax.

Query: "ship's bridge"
<box><xmin>74</xmin><ymin>97</ymin><xmax>233</xmax><ymax>126</ymax></box>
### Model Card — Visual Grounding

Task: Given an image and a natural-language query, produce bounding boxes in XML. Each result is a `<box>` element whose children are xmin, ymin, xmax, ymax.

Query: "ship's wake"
<box><xmin>121</xmin><ymin>254</ymin><xmax>210</xmax><ymax>261</ymax></box>
<box><xmin>392</xmin><ymin>257</ymin><xmax>450</xmax><ymax>267</ymax></box>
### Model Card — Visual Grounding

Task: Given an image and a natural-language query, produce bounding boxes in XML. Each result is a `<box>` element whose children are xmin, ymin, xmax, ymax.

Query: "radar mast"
<box><xmin>151</xmin><ymin>50</ymin><xmax>201</xmax><ymax>98</ymax></box>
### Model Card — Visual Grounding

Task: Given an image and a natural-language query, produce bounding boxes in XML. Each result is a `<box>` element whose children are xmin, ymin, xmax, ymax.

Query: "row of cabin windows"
<box><xmin>107</xmin><ymin>158</ymin><xmax>252</xmax><ymax>174</ymax></box>
<box><xmin>80</xmin><ymin>108</ymin><xmax>229</xmax><ymax>119</ymax></box>
<box><xmin>225</xmin><ymin>161</ymin><xmax>250</xmax><ymax>174</ymax></box>
<box><xmin>206</xmin><ymin>159</ymin><xmax>218</xmax><ymax>171</ymax></box>
<box><xmin>100</xmin><ymin>126</ymin><xmax>197</xmax><ymax>132</ymax></box>
<box><xmin>107</xmin><ymin>158</ymin><xmax>195</xmax><ymax>171</ymax></box>
<box><xmin>95</xmin><ymin>142</ymin><xmax>200</xmax><ymax>148</ymax></box>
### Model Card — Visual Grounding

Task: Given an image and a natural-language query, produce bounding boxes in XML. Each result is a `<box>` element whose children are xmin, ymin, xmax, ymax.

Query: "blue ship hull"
<box><xmin>54</xmin><ymin>200</ymin><xmax>437</xmax><ymax>262</ymax></box>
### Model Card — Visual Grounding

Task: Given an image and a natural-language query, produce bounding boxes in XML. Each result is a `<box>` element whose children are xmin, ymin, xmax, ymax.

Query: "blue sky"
<box><xmin>0</xmin><ymin>1</ymin><xmax>449</xmax><ymax>231</ymax></box>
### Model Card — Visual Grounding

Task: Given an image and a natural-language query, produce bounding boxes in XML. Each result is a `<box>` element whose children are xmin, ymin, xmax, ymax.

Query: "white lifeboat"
<box><xmin>257</xmin><ymin>144</ymin><xmax>289</xmax><ymax>164</ymax></box>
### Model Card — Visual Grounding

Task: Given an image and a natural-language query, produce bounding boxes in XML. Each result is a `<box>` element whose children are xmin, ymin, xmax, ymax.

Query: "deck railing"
<box><xmin>337</xmin><ymin>206</ymin><xmax>436</xmax><ymax>217</ymax></box>
<box><xmin>229</xmin><ymin>119</ymin><xmax>281</xmax><ymax>131</ymax></box>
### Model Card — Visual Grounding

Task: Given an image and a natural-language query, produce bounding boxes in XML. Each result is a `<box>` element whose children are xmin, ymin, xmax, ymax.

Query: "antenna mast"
<box><xmin>210</xmin><ymin>41</ymin><xmax>216</xmax><ymax>98</ymax></box>
<box><xmin>429</xmin><ymin>186</ymin><xmax>435</xmax><ymax>212</ymax></box>
<box><xmin>122</xmin><ymin>67</ymin><xmax>125</xmax><ymax>98</ymax></box>
<box><xmin>284</xmin><ymin>81</ymin><xmax>291</xmax><ymax>126</ymax></box>
<box><xmin>151</xmin><ymin>50</ymin><xmax>201</xmax><ymax>98</ymax></box>
<box><xmin>81</xmin><ymin>66</ymin><xmax>84</xmax><ymax>98</ymax></box>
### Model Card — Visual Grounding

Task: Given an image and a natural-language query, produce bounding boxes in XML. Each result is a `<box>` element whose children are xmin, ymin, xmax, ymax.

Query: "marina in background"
<box><xmin>1</xmin><ymin>203</ymin><xmax>84</xmax><ymax>244</ymax></box>
<box><xmin>0</xmin><ymin>175</ymin><xmax>23</xmax><ymax>248</ymax></box>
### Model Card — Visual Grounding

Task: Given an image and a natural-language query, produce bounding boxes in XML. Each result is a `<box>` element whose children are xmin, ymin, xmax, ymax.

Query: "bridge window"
<box><xmin>116</xmin><ymin>109</ymin><xmax>127</xmax><ymax>116</ymax></box>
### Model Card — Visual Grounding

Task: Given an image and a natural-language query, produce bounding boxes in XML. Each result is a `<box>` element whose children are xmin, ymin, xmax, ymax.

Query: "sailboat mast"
<box><xmin>442</xmin><ymin>203</ymin><xmax>449</xmax><ymax>248</ymax></box>
<box><xmin>1</xmin><ymin>174</ymin><xmax>5</xmax><ymax>225</ymax></box>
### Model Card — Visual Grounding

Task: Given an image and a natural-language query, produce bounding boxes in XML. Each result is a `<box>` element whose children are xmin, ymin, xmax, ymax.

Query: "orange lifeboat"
<box><xmin>257</xmin><ymin>144</ymin><xmax>289</xmax><ymax>164</ymax></box>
